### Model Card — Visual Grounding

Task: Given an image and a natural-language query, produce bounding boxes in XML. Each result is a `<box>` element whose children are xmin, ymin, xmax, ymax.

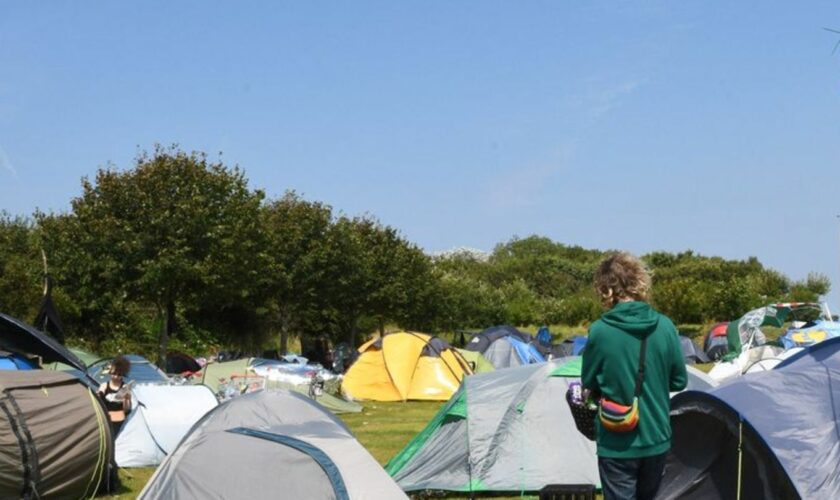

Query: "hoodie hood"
<box><xmin>600</xmin><ymin>301</ymin><xmax>659</xmax><ymax>337</ymax></box>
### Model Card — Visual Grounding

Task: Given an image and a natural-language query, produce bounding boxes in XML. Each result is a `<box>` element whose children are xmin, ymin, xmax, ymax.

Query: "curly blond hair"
<box><xmin>593</xmin><ymin>252</ymin><xmax>652</xmax><ymax>308</ymax></box>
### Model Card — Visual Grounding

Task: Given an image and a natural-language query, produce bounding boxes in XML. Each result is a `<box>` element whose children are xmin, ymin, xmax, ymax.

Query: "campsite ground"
<box><xmin>105</xmin><ymin>333</ymin><xmax>715</xmax><ymax>498</ymax></box>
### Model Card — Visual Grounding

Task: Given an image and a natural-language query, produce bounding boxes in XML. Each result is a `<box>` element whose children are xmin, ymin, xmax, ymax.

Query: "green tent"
<box><xmin>45</xmin><ymin>346</ymin><xmax>101</xmax><ymax>371</ymax></box>
<box><xmin>455</xmin><ymin>348</ymin><xmax>494</xmax><ymax>374</ymax></box>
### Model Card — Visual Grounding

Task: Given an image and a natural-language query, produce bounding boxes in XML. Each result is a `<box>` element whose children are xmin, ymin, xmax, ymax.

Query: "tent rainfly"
<box><xmin>139</xmin><ymin>390</ymin><xmax>407</xmax><ymax>500</ymax></box>
<box><xmin>464</xmin><ymin>325</ymin><xmax>545</xmax><ymax>369</ymax></box>
<box><xmin>116</xmin><ymin>384</ymin><xmax>219</xmax><ymax>467</ymax></box>
<box><xmin>387</xmin><ymin>359</ymin><xmax>599</xmax><ymax>493</ymax></box>
<box><xmin>0</xmin><ymin>370</ymin><xmax>113</xmax><ymax>498</ymax></box>
<box><xmin>342</xmin><ymin>331</ymin><xmax>471</xmax><ymax>402</ymax></box>
<box><xmin>388</xmin><ymin>358</ymin><xmax>718</xmax><ymax>495</ymax></box>
<box><xmin>657</xmin><ymin>336</ymin><xmax>840</xmax><ymax>499</ymax></box>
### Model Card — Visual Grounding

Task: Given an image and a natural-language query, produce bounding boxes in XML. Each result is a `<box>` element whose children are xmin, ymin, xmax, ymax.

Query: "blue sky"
<box><xmin>2</xmin><ymin>2</ymin><xmax>840</xmax><ymax>307</ymax></box>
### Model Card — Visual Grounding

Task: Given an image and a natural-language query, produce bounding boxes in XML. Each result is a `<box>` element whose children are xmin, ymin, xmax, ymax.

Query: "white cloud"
<box><xmin>573</xmin><ymin>76</ymin><xmax>650</xmax><ymax>124</ymax></box>
<box><xmin>0</xmin><ymin>146</ymin><xmax>17</xmax><ymax>177</ymax></box>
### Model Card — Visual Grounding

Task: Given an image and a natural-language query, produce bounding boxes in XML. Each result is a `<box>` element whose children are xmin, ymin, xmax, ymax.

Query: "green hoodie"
<box><xmin>581</xmin><ymin>301</ymin><xmax>687</xmax><ymax>459</ymax></box>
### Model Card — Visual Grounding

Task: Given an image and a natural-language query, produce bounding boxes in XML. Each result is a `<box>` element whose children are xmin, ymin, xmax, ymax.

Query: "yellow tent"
<box><xmin>341</xmin><ymin>331</ymin><xmax>472</xmax><ymax>401</ymax></box>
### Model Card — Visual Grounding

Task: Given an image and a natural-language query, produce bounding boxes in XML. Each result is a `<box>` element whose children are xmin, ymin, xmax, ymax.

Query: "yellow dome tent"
<box><xmin>341</xmin><ymin>331</ymin><xmax>472</xmax><ymax>401</ymax></box>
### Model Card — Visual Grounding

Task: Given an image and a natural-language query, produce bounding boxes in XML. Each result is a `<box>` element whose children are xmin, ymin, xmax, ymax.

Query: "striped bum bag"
<box><xmin>598</xmin><ymin>335</ymin><xmax>647</xmax><ymax>433</ymax></box>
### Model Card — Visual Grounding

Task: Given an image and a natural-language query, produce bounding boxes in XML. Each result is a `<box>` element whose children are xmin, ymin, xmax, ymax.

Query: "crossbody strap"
<box><xmin>633</xmin><ymin>335</ymin><xmax>648</xmax><ymax>398</ymax></box>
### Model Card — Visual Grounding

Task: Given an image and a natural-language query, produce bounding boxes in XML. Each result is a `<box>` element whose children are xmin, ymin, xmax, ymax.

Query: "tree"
<box><xmin>0</xmin><ymin>213</ymin><xmax>42</xmax><ymax>320</ymax></box>
<box><xmin>39</xmin><ymin>146</ymin><xmax>266</xmax><ymax>364</ymax></box>
<box><xmin>321</xmin><ymin>216</ymin><xmax>437</xmax><ymax>345</ymax></box>
<box><xmin>262</xmin><ymin>192</ymin><xmax>334</xmax><ymax>353</ymax></box>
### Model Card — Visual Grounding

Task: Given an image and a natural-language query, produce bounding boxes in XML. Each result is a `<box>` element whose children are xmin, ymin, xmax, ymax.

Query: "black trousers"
<box><xmin>598</xmin><ymin>452</ymin><xmax>667</xmax><ymax>500</ymax></box>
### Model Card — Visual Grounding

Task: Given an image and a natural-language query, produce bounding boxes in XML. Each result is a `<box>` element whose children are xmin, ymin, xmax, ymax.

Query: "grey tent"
<box><xmin>679</xmin><ymin>335</ymin><xmax>709</xmax><ymax>364</ymax></box>
<box><xmin>139</xmin><ymin>390</ymin><xmax>406</xmax><ymax>500</ymax></box>
<box><xmin>387</xmin><ymin>358</ymin><xmax>717</xmax><ymax>494</ymax></box>
<box><xmin>0</xmin><ymin>370</ymin><xmax>113</xmax><ymax>499</ymax></box>
<box><xmin>465</xmin><ymin>325</ymin><xmax>545</xmax><ymax>369</ymax></box>
<box><xmin>387</xmin><ymin>359</ymin><xmax>599</xmax><ymax>493</ymax></box>
<box><xmin>657</xmin><ymin>336</ymin><xmax>840</xmax><ymax>500</ymax></box>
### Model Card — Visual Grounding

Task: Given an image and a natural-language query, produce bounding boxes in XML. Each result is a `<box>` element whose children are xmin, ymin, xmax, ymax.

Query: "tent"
<box><xmin>656</xmin><ymin>336</ymin><xmax>840</xmax><ymax>500</ymax></box>
<box><xmin>555</xmin><ymin>335</ymin><xmax>589</xmax><ymax>357</ymax></box>
<box><xmin>116</xmin><ymin>384</ymin><xmax>219</xmax><ymax>467</ymax></box>
<box><xmin>679</xmin><ymin>335</ymin><xmax>710</xmax><ymax>364</ymax></box>
<box><xmin>199</xmin><ymin>358</ymin><xmax>362</xmax><ymax>414</ymax></box>
<box><xmin>165</xmin><ymin>351</ymin><xmax>202</xmax><ymax>375</ymax></box>
<box><xmin>709</xmin><ymin>302</ymin><xmax>834</xmax><ymax>383</ymax></box>
<box><xmin>139</xmin><ymin>390</ymin><xmax>407</xmax><ymax>500</ymax></box>
<box><xmin>455</xmin><ymin>348</ymin><xmax>494</xmax><ymax>374</ymax></box>
<box><xmin>465</xmin><ymin>325</ymin><xmax>545</xmax><ymax>369</ymax></box>
<box><xmin>387</xmin><ymin>359</ymin><xmax>600</xmax><ymax>493</ymax></box>
<box><xmin>342</xmin><ymin>332</ymin><xmax>471</xmax><ymax>402</ymax></box>
<box><xmin>387</xmin><ymin>358</ymin><xmax>717</xmax><ymax>494</ymax></box>
<box><xmin>0</xmin><ymin>370</ymin><xmax>113</xmax><ymax>499</ymax></box>
<box><xmin>0</xmin><ymin>312</ymin><xmax>96</xmax><ymax>388</ymax></box>
<box><xmin>88</xmin><ymin>354</ymin><xmax>170</xmax><ymax>385</ymax></box>
<box><xmin>779</xmin><ymin>320</ymin><xmax>840</xmax><ymax>349</ymax></box>
<box><xmin>703</xmin><ymin>322</ymin><xmax>729</xmax><ymax>361</ymax></box>
<box><xmin>0</xmin><ymin>350</ymin><xmax>36</xmax><ymax>369</ymax></box>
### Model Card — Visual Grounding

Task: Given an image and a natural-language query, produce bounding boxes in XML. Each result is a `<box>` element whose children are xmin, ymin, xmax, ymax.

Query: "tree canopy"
<box><xmin>0</xmin><ymin>147</ymin><xmax>831</xmax><ymax>359</ymax></box>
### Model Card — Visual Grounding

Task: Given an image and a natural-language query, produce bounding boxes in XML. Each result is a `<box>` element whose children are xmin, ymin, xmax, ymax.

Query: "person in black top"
<box><xmin>98</xmin><ymin>356</ymin><xmax>132</xmax><ymax>437</ymax></box>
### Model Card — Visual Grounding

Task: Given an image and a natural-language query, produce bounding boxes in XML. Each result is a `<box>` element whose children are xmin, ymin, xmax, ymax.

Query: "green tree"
<box><xmin>0</xmin><ymin>213</ymin><xmax>42</xmax><ymax>320</ymax></box>
<box><xmin>262</xmin><ymin>192</ymin><xmax>334</xmax><ymax>353</ymax></box>
<box><xmin>39</xmin><ymin>146</ymin><xmax>266</xmax><ymax>364</ymax></box>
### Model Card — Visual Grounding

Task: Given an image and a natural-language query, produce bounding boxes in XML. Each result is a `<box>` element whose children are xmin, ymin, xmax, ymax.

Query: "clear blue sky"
<box><xmin>2</xmin><ymin>2</ymin><xmax>839</xmax><ymax>307</ymax></box>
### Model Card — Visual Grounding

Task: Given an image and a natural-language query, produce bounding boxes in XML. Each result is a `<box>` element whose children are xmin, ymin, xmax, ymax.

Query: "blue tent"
<box><xmin>657</xmin><ymin>336</ymin><xmax>840</xmax><ymax>499</ymax></box>
<box><xmin>0</xmin><ymin>352</ymin><xmax>36</xmax><ymax>370</ymax></box>
<box><xmin>778</xmin><ymin>320</ymin><xmax>840</xmax><ymax>350</ymax></box>
<box><xmin>465</xmin><ymin>325</ymin><xmax>545</xmax><ymax>369</ymax></box>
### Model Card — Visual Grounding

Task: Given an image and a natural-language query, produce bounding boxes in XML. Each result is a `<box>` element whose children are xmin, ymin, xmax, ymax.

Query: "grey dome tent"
<box><xmin>0</xmin><ymin>370</ymin><xmax>113</xmax><ymax>499</ymax></box>
<box><xmin>656</xmin><ymin>336</ymin><xmax>840</xmax><ymax>500</ymax></box>
<box><xmin>465</xmin><ymin>325</ymin><xmax>545</xmax><ymax>369</ymax></box>
<box><xmin>387</xmin><ymin>358</ymin><xmax>600</xmax><ymax>493</ymax></box>
<box><xmin>386</xmin><ymin>359</ymin><xmax>717</xmax><ymax>495</ymax></box>
<box><xmin>139</xmin><ymin>390</ymin><xmax>407</xmax><ymax>500</ymax></box>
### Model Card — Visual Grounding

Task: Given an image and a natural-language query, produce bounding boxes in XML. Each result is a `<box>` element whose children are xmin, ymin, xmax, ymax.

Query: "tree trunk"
<box><xmin>157</xmin><ymin>300</ymin><xmax>176</xmax><ymax>369</ymax></box>
<box><xmin>348</xmin><ymin>319</ymin><xmax>357</xmax><ymax>348</ymax></box>
<box><xmin>279</xmin><ymin>324</ymin><xmax>289</xmax><ymax>355</ymax></box>
<box><xmin>378</xmin><ymin>316</ymin><xmax>385</xmax><ymax>337</ymax></box>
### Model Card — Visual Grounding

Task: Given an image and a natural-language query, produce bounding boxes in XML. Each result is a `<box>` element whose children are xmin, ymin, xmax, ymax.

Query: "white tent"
<box><xmin>116</xmin><ymin>384</ymin><xmax>218</xmax><ymax>467</ymax></box>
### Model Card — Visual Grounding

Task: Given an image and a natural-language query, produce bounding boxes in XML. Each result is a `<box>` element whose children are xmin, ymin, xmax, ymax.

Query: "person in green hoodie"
<box><xmin>582</xmin><ymin>252</ymin><xmax>687</xmax><ymax>500</ymax></box>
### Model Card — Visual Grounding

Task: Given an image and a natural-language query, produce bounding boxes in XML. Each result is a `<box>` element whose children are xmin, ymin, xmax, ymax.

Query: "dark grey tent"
<box><xmin>657</xmin><ymin>336</ymin><xmax>840</xmax><ymax>500</ymax></box>
<box><xmin>139</xmin><ymin>390</ymin><xmax>407</xmax><ymax>499</ymax></box>
<box><xmin>0</xmin><ymin>370</ymin><xmax>113</xmax><ymax>499</ymax></box>
<box><xmin>0</xmin><ymin>313</ymin><xmax>94</xmax><ymax>387</ymax></box>
<box><xmin>679</xmin><ymin>335</ymin><xmax>710</xmax><ymax>364</ymax></box>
